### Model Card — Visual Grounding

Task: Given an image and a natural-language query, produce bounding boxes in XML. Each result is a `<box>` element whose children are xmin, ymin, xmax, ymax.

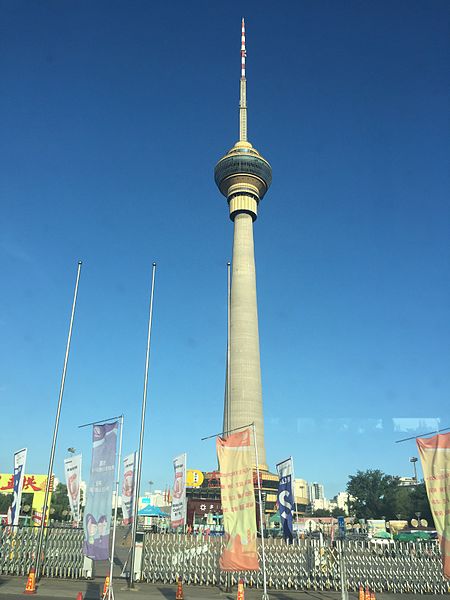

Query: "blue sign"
<box><xmin>338</xmin><ymin>516</ymin><xmax>346</xmax><ymax>536</ymax></box>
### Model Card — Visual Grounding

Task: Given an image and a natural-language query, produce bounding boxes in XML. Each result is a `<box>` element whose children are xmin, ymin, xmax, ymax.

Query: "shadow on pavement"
<box><xmin>84</xmin><ymin>580</ymin><xmax>101</xmax><ymax>599</ymax></box>
<box><xmin>157</xmin><ymin>586</ymin><xmax>178</xmax><ymax>599</ymax></box>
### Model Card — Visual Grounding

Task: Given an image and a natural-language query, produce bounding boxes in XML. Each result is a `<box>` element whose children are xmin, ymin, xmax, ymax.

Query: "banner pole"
<box><xmin>106</xmin><ymin>415</ymin><xmax>124</xmax><ymax>600</ymax></box>
<box><xmin>252</xmin><ymin>423</ymin><xmax>269</xmax><ymax>600</ymax></box>
<box><xmin>291</xmin><ymin>456</ymin><xmax>299</xmax><ymax>543</ymax></box>
<box><xmin>35</xmin><ymin>260</ymin><xmax>82</xmax><ymax>580</ymax></box>
<box><xmin>129</xmin><ymin>262</ymin><xmax>157</xmax><ymax>589</ymax></box>
<box><xmin>225</xmin><ymin>261</ymin><xmax>231</xmax><ymax>434</ymax></box>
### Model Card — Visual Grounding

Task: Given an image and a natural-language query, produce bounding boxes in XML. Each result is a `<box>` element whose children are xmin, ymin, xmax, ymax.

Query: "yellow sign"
<box><xmin>0</xmin><ymin>473</ymin><xmax>53</xmax><ymax>526</ymax></box>
<box><xmin>186</xmin><ymin>469</ymin><xmax>204</xmax><ymax>488</ymax></box>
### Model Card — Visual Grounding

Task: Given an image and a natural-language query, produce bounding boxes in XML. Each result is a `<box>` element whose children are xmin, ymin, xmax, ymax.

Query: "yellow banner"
<box><xmin>0</xmin><ymin>473</ymin><xmax>53</xmax><ymax>526</ymax></box>
<box><xmin>217</xmin><ymin>428</ymin><xmax>259</xmax><ymax>571</ymax></box>
<box><xmin>417</xmin><ymin>433</ymin><xmax>450</xmax><ymax>579</ymax></box>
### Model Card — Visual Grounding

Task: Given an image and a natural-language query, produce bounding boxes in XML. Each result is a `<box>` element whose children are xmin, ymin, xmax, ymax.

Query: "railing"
<box><xmin>1</xmin><ymin>525</ymin><xmax>448</xmax><ymax>593</ymax></box>
<box><xmin>141</xmin><ymin>533</ymin><xmax>450</xmax><ymax>594</ymax></box>
<box><xmin>0</xmin><ymin>525</ymin><xmax>85</xmax><ymax>578</ymax></box>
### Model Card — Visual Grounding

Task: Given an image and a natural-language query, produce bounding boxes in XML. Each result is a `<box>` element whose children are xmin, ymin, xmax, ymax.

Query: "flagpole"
<box><xmin>291</xmin><ymin>456</ymin><xmax>299</xmax><ymax>543</ymax></box>
<box><xmin>129</xmin><ymin>262</ymin><xmax>157</xmax><ymax>589</ymax></box>
<box><xmin>224</xmin><ymin>261</ymin><xmax>231</xmax><ymax>434</ymax></box>
<box><xmin>35</xmin><ymin>260</ymin><xmax>82</xmax><ymax>580</ymax></box>
<box><xmin>105</xmin><ymin>415</ymin><xmax>124</xmax><ymax>600</ymax></box>
<box><xmin>252</xmin><ymin>423</ymin><xmax>269</xmax><ymax>600</ymax></box>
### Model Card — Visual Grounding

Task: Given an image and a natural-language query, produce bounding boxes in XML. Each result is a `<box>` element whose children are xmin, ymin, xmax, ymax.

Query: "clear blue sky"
<box><xmin>1</xmin><ymin>1</ymin><xmax>449</xmax><ymax>498</ymax></box>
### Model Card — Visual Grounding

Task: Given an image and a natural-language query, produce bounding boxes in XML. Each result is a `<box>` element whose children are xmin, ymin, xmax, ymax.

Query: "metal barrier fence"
<box><xmin>1</xmin><ymin>525</ymin><xmax>448</xmax><ymax>594</ymax></box>
<box><xmin>0</xmin><ymin>525</ymin><xmax>85</xmax><ymax>578</ymax></box>
<box><xmin>142</xmin><ymin>533</ymin><xmax>450</xmax><ymax>594</ymax></box>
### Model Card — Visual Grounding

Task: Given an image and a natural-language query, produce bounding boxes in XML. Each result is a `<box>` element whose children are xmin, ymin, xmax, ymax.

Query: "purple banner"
<box><xmin>83</xmin><ymin>422</ymin><xmax>118</xmax><ymax>560</ymax></box>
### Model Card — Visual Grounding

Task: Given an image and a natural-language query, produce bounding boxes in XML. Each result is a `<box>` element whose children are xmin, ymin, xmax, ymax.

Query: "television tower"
<box><xmin>215</xmin><ymin>19</ymin><xmax>272</xmax><ymax>471</ymax></box>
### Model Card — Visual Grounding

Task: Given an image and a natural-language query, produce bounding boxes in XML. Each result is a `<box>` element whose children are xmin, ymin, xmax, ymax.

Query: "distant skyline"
<box><xmin>1</xmin><ymin>1</ymin><xmax>449</xmax><ymax>497</ymax></box>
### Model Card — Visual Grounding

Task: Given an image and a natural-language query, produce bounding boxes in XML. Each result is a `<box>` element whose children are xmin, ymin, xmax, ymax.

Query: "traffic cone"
<box><xmin>76</xmin><ymin>593</ymin><xmax>83</xmax><ymax>600</ymax></box>
<box><xmin>24</xmin><ymin>567</ymin><xmax>37</xmax><ymax>595</ymax></box>
<box><xmin>101</xmin><ymin>575</ymin><xmax>110</xmax><ymax>598</ymax></box>
<box><xmin>359</xmin><ymin>585</ymin><xmax>364</xmax><ymax>600</ymax></box>
<box><xmin>176</xmin><ymin>576</ymin><xmax>184</xmax><ymax>600</ymax></box>
<box><xmin>365</xmin><ymin>586</ymin><xmax>370</xmax><ymax>600</ymax></box>
<box><xmin>237</xmin><ymin>578</ymin><xmax>245</xmax><ymax>600</ymax></box>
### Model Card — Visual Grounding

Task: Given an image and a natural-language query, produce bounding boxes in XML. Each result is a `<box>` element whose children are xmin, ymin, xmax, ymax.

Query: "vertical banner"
<box><xmin>121</xmin><ymin>452</ymin><xmax>136</xmax><ymax>526</ymax></box>
<box><xmin>417</xmin><ymin>433</ymin><xmax>450</xmax><ymax>579</ymax></box>
<box><xmin>276</xmin><ymin>457</ymin><xmax>294</xmax><ymax>543</ymax></box>
<box><xmin>8</xmin><ymin>448</ymin><xmax>27</xmax><ymax>526</ymax></box>
<box><xmin>64</xmin><ymin>454</ymin><xmax>82</xmax><ymax>526</ymax></box>
<box><xmin>171</xmin><ymin>453</ymin><xmax>187</xmax><ymax>528</ymax></box>
<box><xmin>217</xmin><ymin>428</ymin><xmax>259</xmax><ymax>571</ymax></box>
<box><xmin>83</xmin><ymin>422</ymin><xmax>118</xmax><ymax>560</ymax></box>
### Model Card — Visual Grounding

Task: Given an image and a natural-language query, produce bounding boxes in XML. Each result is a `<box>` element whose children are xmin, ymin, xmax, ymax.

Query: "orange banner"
<box><xmin>217</xmin><ymin>428</ymin><xmax>259</xmax><ymax>571</ymax></box>
<box><xmin>417</xmin><ymin>433</ymin><xmax>450</xmax><ymax>579</ymax></box>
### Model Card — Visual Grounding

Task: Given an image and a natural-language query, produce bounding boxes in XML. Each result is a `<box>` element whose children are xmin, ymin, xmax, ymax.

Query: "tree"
<box><xmin>50</xmin><ymin>483</ymin><xmax>71</xmax><ymax>522</ymax></box>
<box><xmin>0</xmin><ymin>494</ymin><xmax>12</xmax><ymax>515</ymax></box>
<box><xmin>346</xmin><ymin>469</ymin><xmax>400</xmax><ymax>519</ymax></box>
<box><xmin>312</xmin><ymin>509</ymin><xmax>332</xmax><ymax>517</ymax></box>
<box><xmin>409</xmin><ymin>483</ymin><xmax>434</xmax><ymax>527</ymax></box>
<box><xmin>346</xmin><ymin>470</ymin><xmax>434</xmax><ymax>524</ymax></box>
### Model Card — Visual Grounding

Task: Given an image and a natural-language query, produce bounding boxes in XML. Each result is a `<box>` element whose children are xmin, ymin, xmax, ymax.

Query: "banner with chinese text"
<box><xmin>276</xmin><ymin>457</ymin><xmax>294</xmax><ymax>543</ymax></box>
<box><xmin>83</xmin><ymin>422</ymin><xmax>118</xmax><ymax>561</ymax></box>
<box><xmin>171</xmin><ymin>453</ymin><xmax>187</xmax><ymax>528</ymax></box>
<box><xmin>217</xmin><ymin>428</ymin><xmax>259</xmax><ymax>571</ymax></box>
<box><xmin>64</xmin><ymin>454</ymin><xmax>82</xmax><ymax>525</ymax></box>
<box><xmin>417</xmin><ymin>433</ymin><xmax>450</xmax><ymax>579</ymax></box>
<box><xmin>121</xmin><ymin>452</ymin><xmax>136</xmax><ymax>525</ymax></box>
<box><xmin>0</xmin><ymin>473</ymin><xmax>53</xmax><ymax>526</ymax></box>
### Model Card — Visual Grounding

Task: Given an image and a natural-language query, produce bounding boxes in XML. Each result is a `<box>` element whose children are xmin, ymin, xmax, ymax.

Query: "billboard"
<box><xmin>0</xmin><ymin>473</ymin><xmax>53</xmax><ymax>526</ymax></box>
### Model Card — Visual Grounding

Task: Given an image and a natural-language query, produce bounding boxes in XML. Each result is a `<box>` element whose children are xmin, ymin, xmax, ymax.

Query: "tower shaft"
<box><xmin>228</xmin><ymin>212</ymin><xmax>267</xmax><ymax>470</ymax></box>
<box><xmin>215</xmin><ymin>19</ymin><xmax>272</xmax><ymax>472</ymax></box>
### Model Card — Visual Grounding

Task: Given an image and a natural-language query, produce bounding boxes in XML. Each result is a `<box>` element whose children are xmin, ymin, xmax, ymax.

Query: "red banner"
<box><xmin>217</xmin><ymin>428</ymin><xmax>259</xmax><ymax>571</ymax></box>
<box><xmin>417</xmin><ymin>432</ymin><xmax>450</xmax><ymax>579</ymax></box>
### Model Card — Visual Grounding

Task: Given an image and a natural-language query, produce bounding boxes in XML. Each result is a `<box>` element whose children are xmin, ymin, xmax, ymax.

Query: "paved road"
<box><xmin>0</xmin><ymin>577</ymin><xmax>441</xmax><ymax>600</ymax></box>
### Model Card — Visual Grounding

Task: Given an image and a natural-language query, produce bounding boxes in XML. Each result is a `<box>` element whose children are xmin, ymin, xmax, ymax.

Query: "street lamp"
<box><xmin>409</xmin><ymin>457</ymin><xmax>418</xmax><ymax>483</ymax></box>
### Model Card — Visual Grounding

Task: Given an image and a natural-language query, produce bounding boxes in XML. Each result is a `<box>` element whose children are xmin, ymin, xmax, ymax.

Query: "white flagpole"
<box><xmin>291</xmin><ymin>456</ymin><xmax>299</xmax><ymax>542</ymax></box>
<box><xmin>106</xmin><ymin>415</ymin><xmax>124</xmax><ymax>600</ymax></box>
<box><xmin>252</xmin><ymin>423</ymin><xmax>269</xmax><ymax>600</ymax></box>
<box><xmin>35</xmin><ymin>260</ymin><xmax>82</xmax><ymax>579</ymax></box>
<box><xmin>226</xmin><ymin>262</ymin><xmax>231</xmax><ymax>433</ymax></box>
<box><xmin>129</xmin><ymin>262</ymin><xmax>157</xmax><ymax>588</ymax></box>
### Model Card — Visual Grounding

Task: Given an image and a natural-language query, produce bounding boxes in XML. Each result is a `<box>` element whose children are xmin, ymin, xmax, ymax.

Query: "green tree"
<box><xmin>0</xmin><ymin>494</ymin><xmax>12</xmax><ymax>515</ymax></box>
<box><xmin>346</xmin><ymin>470</ymin><xmax>435</xmax><ymax>524</ymax></box>
<box><xmin>49</xmin><ymin>483</ymin><xmax>71</xmax><ymax>522</ymax></box>
<box><xmin>346</xmin><ymin>469</ymin><xmax>400</xmax><ymax>519</ymax></box>
<box><xmin>312</xmin><ymin>509</ymin><xmax>332</xmax><ymax>517</ymax></box>
<box><xmin>409</xmin><ymin>483</ymin><xmax>434</xmax><ymax>526</ymax></box>
<box><xmin>331</xmin><ymin>506</ymin><xmax>346</xmax><ymax>518</ymax></box>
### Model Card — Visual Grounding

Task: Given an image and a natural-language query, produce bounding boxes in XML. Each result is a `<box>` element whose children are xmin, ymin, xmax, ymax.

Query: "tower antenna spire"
<box><xmin>239</xmin><ymin>18</ymin><xmax>247</xmax><ymax>141</ymax></box>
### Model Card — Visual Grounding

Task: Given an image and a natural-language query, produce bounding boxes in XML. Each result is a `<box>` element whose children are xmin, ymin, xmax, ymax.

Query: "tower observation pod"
<box><xmin>214</xmin><ymin>19</ymin><xmax>272</xmax><ymax>471</ymax></box>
